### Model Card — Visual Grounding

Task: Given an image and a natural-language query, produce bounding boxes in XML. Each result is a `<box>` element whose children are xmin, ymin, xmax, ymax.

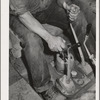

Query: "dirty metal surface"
<box><xmin>9</xmin><ymin>56</ymin><xmax>95</xmax><ymax>100</ymax></box>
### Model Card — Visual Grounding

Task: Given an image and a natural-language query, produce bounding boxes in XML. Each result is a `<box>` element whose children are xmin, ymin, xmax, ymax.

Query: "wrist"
<box><xmin>42</xmin><ymin>30</ymin><xmax>53</xmax><ymax>42</ymax></box>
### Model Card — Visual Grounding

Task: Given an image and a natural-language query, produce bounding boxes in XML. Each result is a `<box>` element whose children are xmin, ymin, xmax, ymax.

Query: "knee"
<box><xmin>24</xmin><ymin>33</ymin><xmax>43</xmax><ymax>53</ymax></box>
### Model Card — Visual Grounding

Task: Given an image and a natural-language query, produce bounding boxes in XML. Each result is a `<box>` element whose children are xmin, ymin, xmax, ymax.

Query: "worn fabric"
<box><xmin>10</xmin><ymin>0</ymin><xmax>90</xmax><ymax>92</ymax></box>
<box><xmin>10</xmin><ymin>0</ymin><xmax>52</xmax><ymax>15</ymax></box>
<box><xmin>10</xmin><ymin>15</ymin><xmax>51</xmax><ymax>88</ymax></box>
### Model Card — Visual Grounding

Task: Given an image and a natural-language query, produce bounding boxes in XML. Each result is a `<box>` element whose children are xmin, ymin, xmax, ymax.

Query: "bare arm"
<box><xmin>19</xmin><ymin>11</ymin><xmax>66</xmax><ymax>52</ymax></box>
<box><xmin>19</xmin><ymin>11</ymin><xmax>52</xmax><ymax>41</ymax></box>
<box><xmin>10</xmin><ymin>0</ymin><xmax>66</xmax><ymax>52</ymax></box>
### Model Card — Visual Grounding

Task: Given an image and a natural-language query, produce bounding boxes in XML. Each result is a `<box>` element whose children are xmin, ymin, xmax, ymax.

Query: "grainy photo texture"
<box><xmin>9</xmin><ymin>0</ymin><xmax>96</xmax><ymax>100</ymax></box>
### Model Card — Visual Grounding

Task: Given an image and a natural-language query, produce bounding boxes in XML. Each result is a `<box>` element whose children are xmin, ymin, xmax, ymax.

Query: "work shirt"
<box><xmin>10</xmin><ymin>0</ymin><xmax>52</xmax><ymax>15</ymax></box>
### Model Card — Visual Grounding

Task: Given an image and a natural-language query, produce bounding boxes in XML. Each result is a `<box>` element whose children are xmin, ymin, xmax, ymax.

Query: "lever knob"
<box><xmin>86</xmin><ymin>23</ymin><xmax>92</xmax><ymax>36</ymax></box>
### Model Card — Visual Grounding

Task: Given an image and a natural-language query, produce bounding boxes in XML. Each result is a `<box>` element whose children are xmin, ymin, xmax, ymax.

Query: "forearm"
<box><xmin>19</xmin><ymin>11</ymin><xmax>52</xmax><ymax>41</ymax></box>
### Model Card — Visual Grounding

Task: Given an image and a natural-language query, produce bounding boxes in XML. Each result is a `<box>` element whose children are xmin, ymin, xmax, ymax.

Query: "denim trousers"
<box><xmin>10</xmin><ymin>0</ymin><xmax>94</xmax><ymax>92</ymax></box>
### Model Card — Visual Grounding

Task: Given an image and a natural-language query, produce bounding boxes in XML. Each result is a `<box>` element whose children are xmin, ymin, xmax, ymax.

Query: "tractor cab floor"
<box><xmin>9</xmin><ymin>54</ymin><xmax>95</xmax><ymax>100</ymax></box>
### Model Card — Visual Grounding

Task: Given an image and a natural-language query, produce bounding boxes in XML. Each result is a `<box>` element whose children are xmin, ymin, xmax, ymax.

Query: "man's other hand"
<box><xmin>47</xmin><ymin>36</ymin><xmax>66</xmax><ymax>52</ymax></box>
<box><xmin>63</xmin><ymin>2</ymin><xmax>80</xmax><ymax>21</ymax></box>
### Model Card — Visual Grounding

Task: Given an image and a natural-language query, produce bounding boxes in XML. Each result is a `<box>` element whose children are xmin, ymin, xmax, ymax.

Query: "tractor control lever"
<box><xmin>86</xmin><ymin>23</ymin><xmax>92</xmax><ymax>36</ymax></box>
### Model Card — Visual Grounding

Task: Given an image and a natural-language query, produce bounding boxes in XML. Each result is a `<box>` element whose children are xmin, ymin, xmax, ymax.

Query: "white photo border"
<box><xmin>1</xmin><ymin>0</ymin><xmax>99</xmax><ymax>100</ymax></box>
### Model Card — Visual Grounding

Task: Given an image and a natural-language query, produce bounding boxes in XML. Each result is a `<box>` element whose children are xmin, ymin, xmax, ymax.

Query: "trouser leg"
<box><xmin>10</xmin><ymin>15</ymin><xmax>51</xmax><ymax>88</ymax></box>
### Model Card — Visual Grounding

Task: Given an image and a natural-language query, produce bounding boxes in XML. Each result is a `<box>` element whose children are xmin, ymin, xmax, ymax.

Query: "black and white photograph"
<box><xmin>1</xmin><ymin>0</ymin><xmax>99</xmax><ymax>100</ymax></box>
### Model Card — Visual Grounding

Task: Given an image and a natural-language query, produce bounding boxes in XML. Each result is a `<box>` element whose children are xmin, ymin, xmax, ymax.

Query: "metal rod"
<box><xmin>83</xmin><ymin>36</ymin><xmax>96</xmax><ymax>66</ymax></box>
<box><xmin>70</xmin><ymin>23</ymin><xmax>85</xmax><ymax>66</ymax></box>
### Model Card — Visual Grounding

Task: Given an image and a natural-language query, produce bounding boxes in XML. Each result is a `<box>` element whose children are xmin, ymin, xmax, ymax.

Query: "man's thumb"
<box><xmin>63</xmin><ymin>2</ymin><xmax>70</xmax><ymax>10</ymax></box>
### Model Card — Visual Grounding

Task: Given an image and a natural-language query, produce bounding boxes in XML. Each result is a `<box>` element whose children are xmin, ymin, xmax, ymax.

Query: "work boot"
<box><xmin>41</xmin><ymin>84</ymin><xmax>66</xmax><ymax>100</ymax></box>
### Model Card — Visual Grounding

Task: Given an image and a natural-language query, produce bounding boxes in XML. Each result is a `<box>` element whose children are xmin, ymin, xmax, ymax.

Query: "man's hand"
<box><xmin>47</xmin><ymin>35</ymin><xmax>66</xmax><ymax>52</ymax></box>
<box><xmin>63</xmin><ymin>2</ymin><xmax>80</xmax><ymax>21</ymax></box>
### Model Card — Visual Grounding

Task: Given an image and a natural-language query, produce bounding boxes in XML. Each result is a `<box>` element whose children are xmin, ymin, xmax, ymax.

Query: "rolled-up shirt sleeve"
<box><xmin>10</xmin><ymin>0</ymin><xmax>28</xmax><ymax>15</ymax></box>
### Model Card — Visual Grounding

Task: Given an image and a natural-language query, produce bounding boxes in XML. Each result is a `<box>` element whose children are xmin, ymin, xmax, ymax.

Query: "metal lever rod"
<box><xmin>84</xmin><ymin>41</ymin><xmax>96</xmax><ymax>66</ymax></box>
<box><xmin>70</xmin><ymin>23</ymin><xmax>85</xmax><ymax>66</ymax></box>
<box><xmin>83</xmin><ymin>23</ymin><xmax>96</xmax><ymax>66</ymax></box>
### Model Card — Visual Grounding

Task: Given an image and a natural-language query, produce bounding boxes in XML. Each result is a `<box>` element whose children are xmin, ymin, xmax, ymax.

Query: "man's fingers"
<box><xmin>70</xmin><ymin>10</ymin><xmax>80</xmax><ymax>15</ymax></box>
<box><xmin>70</xmin><ymin>18</ymin><xmax>76</xmax><ymax>21</ymax></box>
<box><xmin>52</xmin><ymin>47</ymin><xmax>58</xmax><ymax>52</ymax></box>
<box><xmin>52</xmin><ymin>45</ymin><xmax>62</xmax><ymax>52</ymax></box>
<box><xmin>70</xmin><ymin>4</ymin><xmax>80</xmax><ymax>12</ymax></box>
<box><xmin>69</xmin><ymin>12</ymin><xmax>78</xmax><ymax>17</ymax></box>
<box><xmin>63</xmin><ymin>2</ymin><xmax>70</xmax><ymax>10</ymax></box>
<box><xmin>61</xmin><ymin>42</ymin><xmax>66</xmax><ymax>49</ymax></box>
<box><xmin>58</xmin><ymin>46</ymin><xmax>62</xmax><ymax>52</ymax></box>
<box><xmin>49</xmin><ymin>37</ymin><xmax>67</xmax><ymax>52</ymax></box>
<box><xmin>69</xmin><ymin>12</ymin><xmax>78</xmax><ymax>21</ymax></box>
<box><xmin>62</xmin><ymin>39</ymin><xmax>66</xmax><ymax>43</ymax></box>
<box><xmin>69</xmin><ymin>15</ymin><xmax>77</xmax><ymax>20</ymax></box>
